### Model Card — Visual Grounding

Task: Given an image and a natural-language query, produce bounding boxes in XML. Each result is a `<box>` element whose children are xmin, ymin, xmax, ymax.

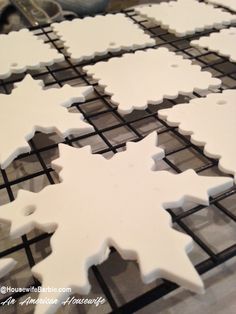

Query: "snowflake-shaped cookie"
<box><xmin>52</xmin><ymin>13</ymin><xmax>155</xmax><ymax>62</ymax></box>
<box><xmin>0</xmin><ymin>29</ymin><xmax>64</xmax><ymax>79</ymax></box>
<box><xmin>159</xmin><ymin>90</ymin><xmax>236</xmax><ymax>182</ymax></box>
<box><xmin>135</xmin><ymin>0</ymin><xmax>236</xmax><ymax>37</ymax></box>
<box><xmin>191</xmin><ymin>27</ymin><xmax>236</xmax><ymax>62</ymax></box>
<box><xmin>0</xmin><ymin>74</ymin><xmax>93</xmax><ymax>169</ymax></box>
<box><xmin>84</xmin><ymin>48</ymin><xmax>221</xmax><ymax>113</ymax></box>
<box><xmin>0</xmin><ymin>133</ymin><xmax>232</xmax><ymax>314</ymax></box>
<box><xmin>206</xmin><ymin>0</ymin><xmax>236</xmax><ymax>12</ymax></box>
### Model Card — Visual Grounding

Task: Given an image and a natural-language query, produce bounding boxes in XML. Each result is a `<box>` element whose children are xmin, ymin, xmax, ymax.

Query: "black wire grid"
<box><xmin>0</xmin><ymin>1</ymin><xmax>236</xmax><ymax>313</ymax></box>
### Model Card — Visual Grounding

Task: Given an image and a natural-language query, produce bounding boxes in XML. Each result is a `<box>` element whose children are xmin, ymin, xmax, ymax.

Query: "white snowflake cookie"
<box><xmin>0</xmin><ymin>75</ymin><xmax>93</xmax><ymax>169</ymax></box>
<box><xmin>0</xmin><ymin>132</ymin><xmax>233</xmax><ymax>314</ymax></box>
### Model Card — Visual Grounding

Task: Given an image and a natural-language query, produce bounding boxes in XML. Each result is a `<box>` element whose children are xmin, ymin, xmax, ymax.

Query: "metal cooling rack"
<box><xmin>0</xmin><ymin>2</ymin><xmax>235</xmax><ymax>313</ymax></box>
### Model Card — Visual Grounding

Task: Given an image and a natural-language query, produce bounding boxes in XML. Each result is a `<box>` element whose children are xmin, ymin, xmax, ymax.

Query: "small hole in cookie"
<box><xmin>148</xmin><ymin>4</ymin><xmax>152</xmax><ymax>7</ymax></box>
<box><xmin>171</xmin><ymin>64</ymin><xmax>178</xmax><ymax>68</ymax></box>
<box><xmin>217</xmin><ymin>100</ymin><xmax>227</xmax><ymax>105</ymax></box>
<box><xmin>110</xmin><ymin>42</ymin><xmax>116</xmax><ymax>46</ymax></box>
<box><xmin>11</xmin><ymin>62</ymin><xmax>18</xmax><ymax>67</ymax></box>
<box><xmin>23</xmin><ymin>205</ymin><xmax>36</xmax><ymax>216</ymax></box>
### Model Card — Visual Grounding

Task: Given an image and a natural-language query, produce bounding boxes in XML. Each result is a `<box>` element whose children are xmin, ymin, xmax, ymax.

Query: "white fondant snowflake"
<box><xmin>159</xmin><ymin>90</ymin><xmax>236</xmax><ymax>182</ymax></box>
<box><xmin>0</xmin><ymin>74</ymin><xmax>93</xmax><ymax>169</ymax></box>
<box><xmin>0</xmin><ymin>133</ymin><xmax>232</xmax><ymax>314</ymax></box>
